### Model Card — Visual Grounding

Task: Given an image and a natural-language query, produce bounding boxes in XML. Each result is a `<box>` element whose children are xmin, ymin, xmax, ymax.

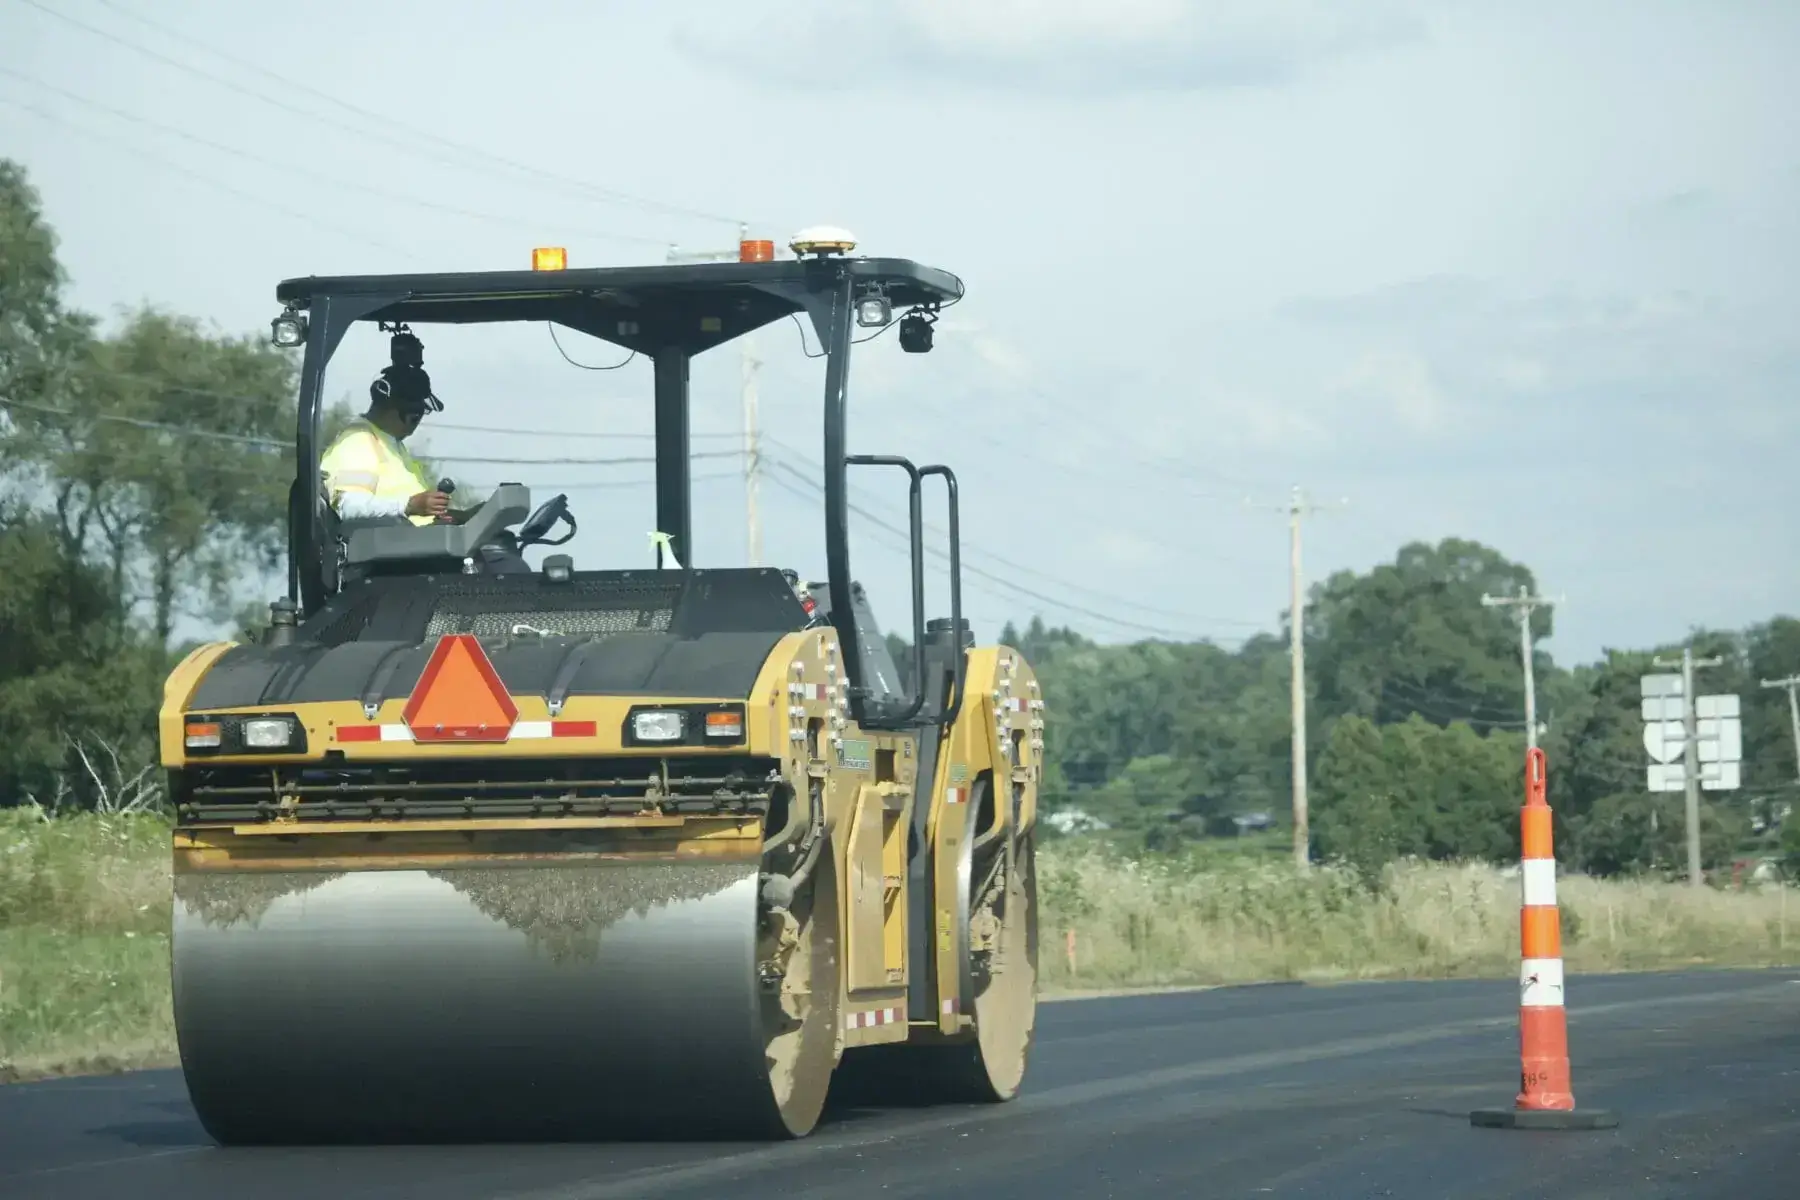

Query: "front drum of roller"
<box><xmin>170</xmin><ymin>852</ymin><xmax>839</xmax><ymax>1144</ymax></box>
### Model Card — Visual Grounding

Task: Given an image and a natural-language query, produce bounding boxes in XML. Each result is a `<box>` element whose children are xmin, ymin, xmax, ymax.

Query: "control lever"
<box><xmin>435</xmin><ymin>477</ymin><xmax>456</xmax><ymax>524</ymax></box>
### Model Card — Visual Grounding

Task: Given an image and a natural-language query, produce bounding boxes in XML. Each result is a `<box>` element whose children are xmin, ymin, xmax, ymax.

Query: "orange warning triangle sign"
<box><xmin>402</xmin><ymin>634</ymin><xmax>519</xmax><ymax>742</ymax></box>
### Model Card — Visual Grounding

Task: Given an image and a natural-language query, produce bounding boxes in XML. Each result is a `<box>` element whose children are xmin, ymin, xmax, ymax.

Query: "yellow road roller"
<box><xmin>159</xmin><ymin>229</ymin><xmax>1043</xmax><ymax>1144</ymax></box>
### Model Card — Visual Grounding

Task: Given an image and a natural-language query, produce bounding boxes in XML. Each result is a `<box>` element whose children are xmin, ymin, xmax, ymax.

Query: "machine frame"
<box><xmin>161</xmin><ymin>240</ymin><xmax>1040</xmax><ymax>1145</ymax></box>
<box><xmin>274</xmin><ymin>250</ymin><xmax>965</xmax><ymax>732</ymax></box>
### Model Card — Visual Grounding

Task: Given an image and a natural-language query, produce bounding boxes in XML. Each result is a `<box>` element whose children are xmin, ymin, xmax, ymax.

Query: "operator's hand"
<box><xmin>405</xmin><ymin>490</ymin><xmax>452</xmax><ymax>518</ymax></box>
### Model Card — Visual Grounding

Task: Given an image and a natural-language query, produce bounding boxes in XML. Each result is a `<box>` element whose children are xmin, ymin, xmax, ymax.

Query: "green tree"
<box><xmin>1305</xmin><ymin>538</ymin><xmax>1539</xmax><ymax>735</ymax></box>
<box><xmin>0</xmin><ymin>501</ymin><xmax>160</xmax><ymax>805</ymax></box>
<box><xmin>7</xmin><ymin>306</ymin><xmax>298</xmax><ymax>653</ymax></box>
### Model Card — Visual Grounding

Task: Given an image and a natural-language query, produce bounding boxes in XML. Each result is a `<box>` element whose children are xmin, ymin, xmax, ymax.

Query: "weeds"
<box><xmin>4</xmin><ymin>812</ymin><xmax>1797</xmax><ymax>1080</ymax></box>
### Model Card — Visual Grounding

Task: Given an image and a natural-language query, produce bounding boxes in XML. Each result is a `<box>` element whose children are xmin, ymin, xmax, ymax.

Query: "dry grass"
<box><xmin>5</xmin><ymin>811</ymin><xmax>1797</xmax><ymax>1080</ymax></box>
<box><xmin>1038</xmin><ymin>843</ymin><xmax>1800</xmax><ymax>990</ymax></box>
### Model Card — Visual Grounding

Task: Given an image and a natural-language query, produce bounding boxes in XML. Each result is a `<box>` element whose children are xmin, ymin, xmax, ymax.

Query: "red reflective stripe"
<box><xmin>335</xmin><ymin>725</ymin><xmax>380</xmax><ymax>742</ymax></box>
<box><xmin>551</xmin><ymin>721</ymin><xmax>597</xmax><ymax>738</ymax></box>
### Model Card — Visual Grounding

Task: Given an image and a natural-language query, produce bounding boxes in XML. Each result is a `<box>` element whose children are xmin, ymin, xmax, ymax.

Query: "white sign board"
<box><xmin>1702</xmin><ymin>761</ymin><xmax>1741</xmax><ymax>791</ymax></box>
<box><xmin>1640</xmin><ymin>688</ymin><xmax>1741</xmax><ymax>791</ymax></box>
<box><xmin>1697</xmin><ymin>716</ymin><xmax>1742</xmax><ymax>763</ymax></box>
<box><xmin>1697</xmin><ymin>694</ymin><xmax>1739</xmax><ymax>719</ymax></box>
<box><xmin>1643</xmin><ymin>721</ymin><xmax>1685</xmax><ymax>764</ymax></box>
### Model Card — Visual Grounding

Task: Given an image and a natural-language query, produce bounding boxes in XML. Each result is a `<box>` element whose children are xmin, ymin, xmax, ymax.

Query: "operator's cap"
<box><xmin>371</xmin><ymin>364</ymin><xmax>443</xmax><ymax>414</ymax></box>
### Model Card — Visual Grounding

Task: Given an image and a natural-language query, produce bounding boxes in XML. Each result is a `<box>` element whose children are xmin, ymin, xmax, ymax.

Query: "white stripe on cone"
<box><xmin>1520</xmin><ymin>957</ymin><xmax>1565</xmax><ymax>1007</ymax></box>
<box><xmin>1521</xmin><ymin>859</ymin><xmax>1558</xmax><ymax>908</ymax></box>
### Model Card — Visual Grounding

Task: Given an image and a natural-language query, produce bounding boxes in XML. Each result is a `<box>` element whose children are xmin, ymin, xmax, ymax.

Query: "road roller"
<box><xmin>157</xmin><ymin>229</ymin><xmax>1043</xmax><ymax>1144</ymax></box>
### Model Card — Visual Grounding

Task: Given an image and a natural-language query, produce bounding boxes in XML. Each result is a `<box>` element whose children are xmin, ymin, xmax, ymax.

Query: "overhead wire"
<box><xmin>16</xmin><ymin>0</ymin><xmax>758</xmax><ymax>231</ymax></box>
<box><xmin>0</xmin><ymin>398</ymin><xmax>746</xmax><ymax>467</ymax></box>
<box><xmin>55</xmin><ymin>367</ymin><xmax>744</xmax><ymax>441</ymax></box>
<box><xmin>0</xmin><ymin>66</ymin><xmax>674</xmax><ymax>250</ymax></box>
<box><xmin>0</xmin><ymin>95</ymin><xmax>416</xmax><ymax>259</ymax></box>
<box><xmin>758</xmin><ymin>457</ymin><xmax>1247</xmax><ymax>643</ymax></box>
<box><xmin>760</xmin><ymin>434</ymin><xmax>1265</xmax><ymax>628</ymax></box>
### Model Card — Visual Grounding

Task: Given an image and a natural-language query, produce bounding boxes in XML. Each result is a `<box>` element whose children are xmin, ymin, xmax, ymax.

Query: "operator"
<box><xmin>320</xmin><ymin>354</ymin><xmax>465</xmax><ymax>526</ymax></box>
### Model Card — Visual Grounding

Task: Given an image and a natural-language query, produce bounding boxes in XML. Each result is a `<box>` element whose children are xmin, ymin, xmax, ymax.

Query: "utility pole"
<box><xmin>1760</xmin><ymin>674</ymin><xmax>1800</xmax><ymax>781</ymax></box>
<box><xmin>1653</xmin><ymin>645</ymin><xmax>1726</xmax><ymax>888</ymax></box>
<box><xmin>1249</xmin><ymin>486</ymin><xmax>1345</xmax><ymax>870</ymax></box>
<box><xmin>667</xmin><ymin>224</ymin><xmax>764</xmax><ymax>563</ymax></box>
<box><xmin>1480</xmin><ymin>585</ymin><xmax>1563</xmax><ymax>748</ymax></box>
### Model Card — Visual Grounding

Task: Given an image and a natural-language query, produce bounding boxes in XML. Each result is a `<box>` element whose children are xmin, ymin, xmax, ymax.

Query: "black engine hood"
<box><xmin>186</xmin><ymin>567</ymin><xmax>811</xmax><ymax>710</ymax></box>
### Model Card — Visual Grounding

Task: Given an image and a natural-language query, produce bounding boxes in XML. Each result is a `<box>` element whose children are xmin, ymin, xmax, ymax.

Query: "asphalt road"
<box><xmin>4</xmin><ymin>968</ymin><xmax>1797</xmax><ymax>1199</ymax></box>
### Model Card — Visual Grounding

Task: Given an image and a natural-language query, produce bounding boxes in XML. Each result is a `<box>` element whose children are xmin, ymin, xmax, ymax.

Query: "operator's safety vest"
<box><xmin>319</xmin><ymin>417</ymin><xmax>436</xmax><ymax>527</ymax></box>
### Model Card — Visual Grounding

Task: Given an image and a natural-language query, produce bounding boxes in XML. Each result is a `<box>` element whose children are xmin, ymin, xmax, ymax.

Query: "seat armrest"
<box><xmin>342</xmin><ymin>484</ymin><xmax>532</xmax><ymax>566</ymax></box>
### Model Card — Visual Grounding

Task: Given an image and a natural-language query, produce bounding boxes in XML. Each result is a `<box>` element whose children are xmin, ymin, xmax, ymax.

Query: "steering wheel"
<box><xmin>517</xmin><ymin>492</ymin><xmax>576</xmax><ymax>548</ymax></box>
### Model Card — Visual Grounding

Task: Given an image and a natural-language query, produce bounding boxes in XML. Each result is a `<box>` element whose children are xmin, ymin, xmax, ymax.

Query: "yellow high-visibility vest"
<box><xmin>319</xmin><ymin>417</ymin><xmax>436</xmax><ymax>527</ymax></box>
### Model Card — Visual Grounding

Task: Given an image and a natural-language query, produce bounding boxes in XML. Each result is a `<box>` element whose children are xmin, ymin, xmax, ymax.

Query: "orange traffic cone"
<box><xmin>1471</xmin><ymin>747</ymin><xmax>1618</xmax><ymax>1131</ymax></box>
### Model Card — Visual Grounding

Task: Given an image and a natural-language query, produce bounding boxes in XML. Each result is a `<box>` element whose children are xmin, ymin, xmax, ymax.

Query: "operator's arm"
<box><xmin>335</xmin><ymin>491</ymin><xmax>409</xmax><ymax>520</ymax></box>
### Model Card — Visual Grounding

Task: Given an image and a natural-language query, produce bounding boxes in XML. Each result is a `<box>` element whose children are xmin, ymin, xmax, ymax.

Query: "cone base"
<box><xmin>1470</xmin><ymin>1106</ymin><xmax>1618</xmax><ymax>1131</ymax></box>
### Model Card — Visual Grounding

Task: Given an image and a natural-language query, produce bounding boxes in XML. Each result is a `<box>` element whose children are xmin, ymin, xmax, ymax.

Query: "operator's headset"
<box><xmin>370</xmin><ymin>322</ymin><xmax>455</xmax><ymax>503</ymax></box>
<box><xmin>371</xmin><ymin>322</ymin><xmax>443</xmax><ymax>419</ymax></box>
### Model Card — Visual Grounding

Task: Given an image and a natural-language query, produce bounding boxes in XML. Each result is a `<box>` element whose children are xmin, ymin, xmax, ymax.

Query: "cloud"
<box><xmin>1331</xmin><ymin>348</ymin><xmax>1448</xmax><ymax>434</ymax></box>
<box><xmin>1273</xmin><ymin>274</ymin><xmax>1800</xmax><ymax>448</ymax></box>
<box><xmin>675</xmin><ymin>0</ymin><xmax>1428</xmax><ymax>96</ymax></box>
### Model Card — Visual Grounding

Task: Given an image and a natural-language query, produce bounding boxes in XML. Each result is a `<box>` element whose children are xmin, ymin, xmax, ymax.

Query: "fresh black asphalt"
<box><xmin>4</xmin><ymin>968</ymin><xmax>1796</xmax><ymax>1198</ymax></box>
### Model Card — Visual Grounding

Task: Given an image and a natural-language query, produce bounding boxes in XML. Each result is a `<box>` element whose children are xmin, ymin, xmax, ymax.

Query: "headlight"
<box><xmin>242</xmin><ymin>717</ymin><xmax>299</xmax><ymax>749</ymax></box>
<box><xmin>183</xmin><ymin>713</ymin><xmax>308</xmax><ymax>755</ymax></box>
<box><xmin>631</xmin><ymin>710</ymin><xmax>685</xmax><ymax>742</ymax></box>
<box><xmin>622</xmin><ymin>704</ymin><xmax>746</xmax><ymax>747</ymax></box>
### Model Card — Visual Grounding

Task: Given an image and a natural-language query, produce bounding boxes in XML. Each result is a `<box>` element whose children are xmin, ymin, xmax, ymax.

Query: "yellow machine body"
<box><xmin>161</xmin><ymin>624</ymin><xmax>1042</xmax><ymax>1142</ymax></box>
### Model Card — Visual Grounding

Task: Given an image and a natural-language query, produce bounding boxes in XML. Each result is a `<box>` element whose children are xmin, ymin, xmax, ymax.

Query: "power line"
<box><xmin>761</xmin><ymin>433</ymin><xmax>1264</xmax><ymax>628</ymax></box>
<box><xmin>0</xmin><ymin>397</ymin><xmax>746</xmax><ymax>466</ymax></box>
<box><xmin>761</xmin><ymin>458</ymin><xmax>1240</xmax><ymax>643</ymax></box>
<box><xmin>50</xmin><ymin>367</ymin><xmax>745</xmax><ymax>441</ymax></box>
<box><xmin>0</xmin><ymin>65</ymin><xmax>670</xmax><ymax>248</ymax></box>
<box><xmin>0</xmin><ymin>95</ymin><xmax>414</xmax><ymax>259</ymax></box>
<box><xmin>24</xmin><ymin>0</ymin><xmax>756</xmax><ymax>229</ymax></box>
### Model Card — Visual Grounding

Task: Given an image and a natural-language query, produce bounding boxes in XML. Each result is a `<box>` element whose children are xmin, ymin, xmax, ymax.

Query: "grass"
<box><xmin>0</xmin><ymin>807</ymin><xmax>172</xmax><ymax>1081</ymax></box>
<box><xmin>4</xmin><ymin>809</ymin><xmax>1798</xmax><ymax>1081</ymax></box>
<box><xmin>1039</xmin><ymin>841</ymin><xmax>1800</xmax><ymax>990</ymax></box>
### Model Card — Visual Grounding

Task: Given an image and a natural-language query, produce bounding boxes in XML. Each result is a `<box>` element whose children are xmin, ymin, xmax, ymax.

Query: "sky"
<box><xmin>2</xmin><ymin>0</ymin><xmax>1796</xmax><ymax>670</ymax></box>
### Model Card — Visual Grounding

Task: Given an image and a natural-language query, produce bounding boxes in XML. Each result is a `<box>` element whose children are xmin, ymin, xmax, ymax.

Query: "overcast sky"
<box><xmin>4</xmin><ymin>0</ymin><xmax>1796</xmax><ymax>671</ymax></box>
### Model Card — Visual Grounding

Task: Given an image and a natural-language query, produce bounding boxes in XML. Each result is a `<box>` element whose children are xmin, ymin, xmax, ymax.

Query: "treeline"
<box><xmin>0</xmin><ymin>160</ymin><xmax>355</xmax><ymax>807</ymax></box>
<box><xmin>996</xmin><ymin>538</ymin><xmax>1800</xmax><ymax>881</ymax></box>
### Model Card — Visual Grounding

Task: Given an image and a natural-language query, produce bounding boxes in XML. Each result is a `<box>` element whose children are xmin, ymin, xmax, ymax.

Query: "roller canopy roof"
<box><xmin>274</xmin><ymin>258</ymin><xmax>963</xmax><ymax>355</ymax></box>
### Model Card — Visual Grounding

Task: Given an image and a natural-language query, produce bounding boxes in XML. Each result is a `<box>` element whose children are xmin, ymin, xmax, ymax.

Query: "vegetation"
<box><xmin>996</xmin><ymin>544</ymin><xmax>1800</xmax><ymax>882</ymax></box>
<box><xmin>3</xmin><ymin>156</ymin><xmax>1799</xmax><ymax>1079</ymax></box>
<box><xmin>6</xmin><ymin>809</ymin><xmax>1797</xmax><ymax>1080</ymax></box>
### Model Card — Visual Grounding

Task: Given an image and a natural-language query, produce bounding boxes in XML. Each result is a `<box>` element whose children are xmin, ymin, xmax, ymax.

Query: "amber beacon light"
<box><xmin>532</xmin><ymin>246</ymin><xmax>567</xmax><ymax>271</ymax></box>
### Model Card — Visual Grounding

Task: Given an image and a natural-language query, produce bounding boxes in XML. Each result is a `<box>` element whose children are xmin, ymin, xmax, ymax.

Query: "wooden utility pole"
<box><xmin>1653</xmin><ymin>645</ymin><xmax>1725</xmax><ymax>888</ymax></box>
<box><xmin>1250</xmin><ymin>486</ymin><xmax>1344</xmax><ymax>870</ymax></box>
<box><xmin>1480</xmin><ymin>586</ymin><xmax>1563</xmax><ymax>749</ymax></box>
<box><xmin>1760</xmin><ymin>674</ymin><xmax>1800</xmax><ymax>782</ymax></box>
